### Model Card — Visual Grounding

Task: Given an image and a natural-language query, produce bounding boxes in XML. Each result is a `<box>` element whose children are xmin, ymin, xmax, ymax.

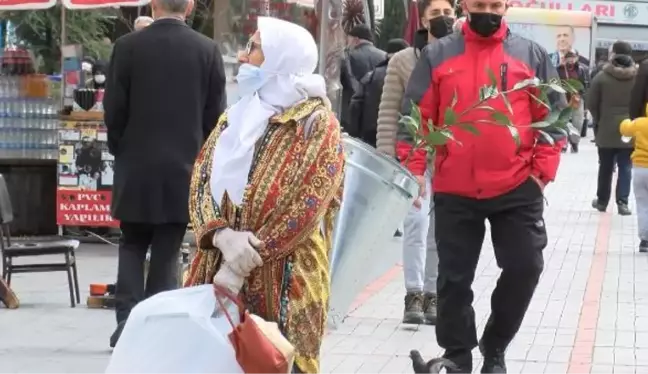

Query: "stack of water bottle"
<box><xmin>0</xmin><ymin>74</ymin><xmax>60</xmax><ymax>160</ymax></box>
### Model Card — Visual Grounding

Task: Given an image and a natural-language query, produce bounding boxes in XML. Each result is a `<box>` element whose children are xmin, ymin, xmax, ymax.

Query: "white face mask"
<box><xmin>94</xmin><ymin>74</ymin><xmax>106</xmax><ymax>84</ymax></box>
<box><xmin>82</xmin><ymin>62</ymin><xmax>93</xmax><ymax>72</ymax></box>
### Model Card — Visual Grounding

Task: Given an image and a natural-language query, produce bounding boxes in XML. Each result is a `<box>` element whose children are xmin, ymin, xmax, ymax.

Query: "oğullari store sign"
<box><xmin>510</xmin><ymin>0</ymin><xmax>648</xmax><ymax>26</ymax></box>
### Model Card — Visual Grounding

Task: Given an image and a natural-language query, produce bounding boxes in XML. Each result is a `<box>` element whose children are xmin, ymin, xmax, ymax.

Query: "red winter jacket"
<box><xmin>396</xmin><ymin>21</ymin><xmax>567</xmax><ymax>199</ymax></box>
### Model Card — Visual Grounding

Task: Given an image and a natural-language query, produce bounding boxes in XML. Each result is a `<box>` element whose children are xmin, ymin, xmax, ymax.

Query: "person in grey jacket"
<box><xmin>588</xmin><ymin>41</ymin><xmax>638</xmax><ymax>216</ymax></box>
<box><xmin>340</xmin><ymin>24</ymin><xmax>386</xmax><ymax>130</ymax></box>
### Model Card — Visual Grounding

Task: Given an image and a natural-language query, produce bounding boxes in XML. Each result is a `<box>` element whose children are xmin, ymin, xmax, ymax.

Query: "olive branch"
<box><xmin>399</xmin><ymin>67</ymin><xmax>585</xmax><ymax>156</ymax></box>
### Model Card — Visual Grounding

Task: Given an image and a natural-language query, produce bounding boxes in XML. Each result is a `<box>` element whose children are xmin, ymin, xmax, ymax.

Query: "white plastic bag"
<box><xmin>105</xmin><ymin>284</ymin><xmax>244</xmax><ymax>374</ymax></box>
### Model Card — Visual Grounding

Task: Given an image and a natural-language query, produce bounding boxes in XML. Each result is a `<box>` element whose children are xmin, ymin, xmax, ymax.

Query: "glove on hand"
<box><xmin>213</xmin><ymin>263</ymin><xmax>245</xmax><ymax>293</ymax></box>
<box><xmin>212</xmin><ymin>228</ymin><xmax>263</xmax><ymax>276</ymax></box>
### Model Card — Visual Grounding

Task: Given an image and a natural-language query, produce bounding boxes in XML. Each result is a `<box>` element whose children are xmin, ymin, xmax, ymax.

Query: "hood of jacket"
<box><xmin>603</xmin><ymin>55</ymin><xmax>638</xmax><ymax>80</ymax></box>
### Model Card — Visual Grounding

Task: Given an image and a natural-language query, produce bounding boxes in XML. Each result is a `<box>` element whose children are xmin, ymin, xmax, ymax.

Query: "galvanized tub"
<box><xmin>328</xmin><ymin>135</ymin><xmax>420</xmax><ymax>328</ymax></box>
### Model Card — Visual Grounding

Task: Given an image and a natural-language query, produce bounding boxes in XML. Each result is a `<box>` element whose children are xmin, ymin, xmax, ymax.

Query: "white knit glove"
<box><xmin>212</xmin><ymin>228</ymin><xmax>263</xmax><ymax>276</ymax></box>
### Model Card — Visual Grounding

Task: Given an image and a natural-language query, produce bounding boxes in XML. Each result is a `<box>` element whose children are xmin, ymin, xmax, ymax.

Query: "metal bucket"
<box><xmin>327</xmin><ymin>135</ymin><xmax>420</xmax><ymax>328</ymax></box>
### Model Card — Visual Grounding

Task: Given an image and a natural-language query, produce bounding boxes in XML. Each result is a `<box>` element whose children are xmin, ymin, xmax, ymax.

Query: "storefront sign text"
<box><xmin>57</xmin><ymin>190</ymin><xmax>119</xmax><ymax>227</ymax></box>
<box><xmin>510</xmin><ymin>0</ymin><xmax>648</xmax><ymax>26</ymax></box>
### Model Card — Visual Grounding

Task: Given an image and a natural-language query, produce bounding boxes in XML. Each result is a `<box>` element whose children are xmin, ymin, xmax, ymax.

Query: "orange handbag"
<box><xmin>213</xmin><ymin>284</ymin><xmax>294</xmax><ymax>373</ymax></box>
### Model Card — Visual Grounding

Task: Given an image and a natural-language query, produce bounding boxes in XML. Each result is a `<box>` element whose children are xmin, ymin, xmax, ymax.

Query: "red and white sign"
<box><xmin>56</xmin><ymin>190</ymin><xmax>119</xmax><ymax>227</ymax></box>
<box><xmin>509</xmin><ymin>0</ymin><xmax>648</xmax><ymax>26</ymax></box>
<box><xmin>0</xmin><ymin>0</ymin><xmax>56</xmax><ymax>10</ymax></box>
<box><xmin>61</xmin><ymin>0</ymin><xmax>149</xmax><ymax>9</ymax></box>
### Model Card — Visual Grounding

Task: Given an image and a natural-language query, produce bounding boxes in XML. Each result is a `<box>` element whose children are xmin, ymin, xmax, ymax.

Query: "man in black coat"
<box><xmin>630</xmin><ymin>58</ymin><xmax>648</xmax><ymax>120</ymax></box>
<box><xmin>340</xmin><ymin>24</ymin><xmax>386</xmax><ymax>130</ymax></box>
<box><xmin>348</xmin><ymin>38</ymin><xmax>409</xmax><ymax>147</ymax></box>
<box><xmin>103</xmin><ymin>0</ymin><xmax>226</xmax><ymax>347</ymax></box>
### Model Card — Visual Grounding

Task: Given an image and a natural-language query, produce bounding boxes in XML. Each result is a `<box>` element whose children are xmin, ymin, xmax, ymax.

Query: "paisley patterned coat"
<box><xmin>185</xmin><ymin>98</ymin><xmax>345</xmax><ymax>373</ymax></box>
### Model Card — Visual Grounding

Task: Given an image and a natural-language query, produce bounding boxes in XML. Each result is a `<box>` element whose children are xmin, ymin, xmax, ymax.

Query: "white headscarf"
<box><xmin>210</xmin><ymin>17</ymin><xmax>328</xmax><ymax>206</ymax></box>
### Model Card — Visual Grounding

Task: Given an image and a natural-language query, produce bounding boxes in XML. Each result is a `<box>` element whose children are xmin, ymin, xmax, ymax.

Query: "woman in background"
<box><xmin>184</xmin><ymin>17</ymin><xmax>345</xmax><ymax>374</ymax></box>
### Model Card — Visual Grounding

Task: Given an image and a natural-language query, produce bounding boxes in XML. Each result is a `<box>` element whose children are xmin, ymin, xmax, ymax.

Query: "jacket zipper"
<box><xmin>472</xmin><ymin>46</ymin><xmax>483</xmax><ymax>197</ymax></box>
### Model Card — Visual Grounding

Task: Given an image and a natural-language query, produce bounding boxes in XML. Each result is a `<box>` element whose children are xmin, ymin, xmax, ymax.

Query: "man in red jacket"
<box><xmin>397</xmin><ymin>0</ymin><xmax>567</xmax><ymax>372</ymax></box>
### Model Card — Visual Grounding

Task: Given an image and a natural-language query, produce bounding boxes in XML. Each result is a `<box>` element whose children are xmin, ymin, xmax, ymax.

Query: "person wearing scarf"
<box><xmin>184</xmin><ymin>17</ymin><xmax>345</xmax><ymax>374</ymax></box>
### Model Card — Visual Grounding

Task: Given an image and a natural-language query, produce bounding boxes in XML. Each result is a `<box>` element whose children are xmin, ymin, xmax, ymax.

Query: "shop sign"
<box><xmin>596</xmin><ymin>38</ymin><xmax>648</xmax><ymax>51</ymax></box>
<box><xmin>61</xmin><ymin>0</ymin><xmax>148</xmax><ymax>9</ymax></box>
<box><xmin>57</xmin><ymin>190</ymin><xmax>119</xmax><ymax>227</ymax></box>
<box><xmin>509</xmin><ymin>0</ymin><xmax>648</xmax><ymax>26</ymax></box>
<box><xmin>0</xmin><ymin>0</ymin><xmax>56</xmax><ymax>10</ymax></box>
<box><xmin>57</xmin><ymin>120</ymin><xmax>118</xmax><ymax>227</ymax></box>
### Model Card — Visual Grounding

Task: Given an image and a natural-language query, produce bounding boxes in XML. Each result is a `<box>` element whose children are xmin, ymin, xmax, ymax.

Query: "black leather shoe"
<box><xmin>618</xmin><ymin>203</ymin><xmax>632</xmax><ymax>216</ymax></box>
<box><xmin>592</xmin><ymin>199</ymin><xmax>606</xmax><ymax>212</ymax></box>
<box><xmin>443</xmin><ymin>350</ymin><xmax>472</xmax><ymax>373</ymax></box>
<box><xmin>110</xmin><ymin>320</ymin><xmax>126</xmax><ymax>348</ymax></box>
<box><xmin>640</xmin><ymin>240</ymin><xmax>648</xmax><ymax>253</ymax></box>
<box><xmin>479</xmin><ymin>341</ymin><xmax>507</xmax><ymax>373</ymax></box>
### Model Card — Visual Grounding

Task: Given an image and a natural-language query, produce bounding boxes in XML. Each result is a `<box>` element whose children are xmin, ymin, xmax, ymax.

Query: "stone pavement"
<box><xmin>320</xmin><ymin>141</ymin><xmax>648</xmax><ymax>373</ymax></box>
<box><xmin>1</xmin><ymin>140</ymin><xmax>645</xmax><ymax>373</ymax></box>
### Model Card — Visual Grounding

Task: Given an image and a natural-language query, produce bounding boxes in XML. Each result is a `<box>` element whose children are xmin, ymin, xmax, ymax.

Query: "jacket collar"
<box><xmin>151</xmin><ymin>17</ymin><xmax>188</xmax><ymax>27</ymax></box>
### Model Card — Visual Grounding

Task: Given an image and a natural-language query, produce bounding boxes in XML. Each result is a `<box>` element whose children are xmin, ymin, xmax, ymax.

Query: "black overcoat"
<box><xmin>104</xmin><ymin>18</ymin><xmax>226</xmax><ymax>224</ymax></box>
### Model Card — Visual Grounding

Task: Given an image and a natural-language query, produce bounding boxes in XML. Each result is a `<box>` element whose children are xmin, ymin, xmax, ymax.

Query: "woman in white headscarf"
<box><xmin>184</xmin><ymin>17</ymin><xmax>345</xmax><ymax>373</ymax></box>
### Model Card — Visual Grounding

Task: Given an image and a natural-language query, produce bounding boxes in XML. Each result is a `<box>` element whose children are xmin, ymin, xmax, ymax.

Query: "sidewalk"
<box><xmin>321</xmin><ymin>141</ymin><xmax>648</xmax><ymax>373</ymax></box>
<box><xmin>1</xmin><ymin>140</ymin><xmax>644</xmax><ymax>373</ymax></box>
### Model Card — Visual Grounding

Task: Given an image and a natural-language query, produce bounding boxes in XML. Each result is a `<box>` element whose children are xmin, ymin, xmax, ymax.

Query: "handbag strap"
<box><xmin>213</xmin><ymin>284</ymin><xmax>246</xmax><ymax>329</ymax></box>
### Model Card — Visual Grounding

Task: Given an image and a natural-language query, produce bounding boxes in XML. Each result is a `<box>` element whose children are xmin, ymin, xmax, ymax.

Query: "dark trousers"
<box><xmin>115</xmin><ymin>221</ymin><xmax>187</xmax><ymax>324</ymax></box>
<box><xmin>597</xmin><ymin>148</ymin><xmax>633</xmax><ymax>206</ymax></box>
<box><xmin>435</xmin><ymin>178</ymin><xmax>546</xmax><ymax>359</ymax></box>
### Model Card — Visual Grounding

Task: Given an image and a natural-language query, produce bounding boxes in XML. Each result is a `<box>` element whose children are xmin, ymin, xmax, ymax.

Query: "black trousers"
<box><xmin>115</xmin><ymin>221</ymin><xmax>187</xmax><ymax>324</ymax></box>
<box><xmin>597</xmin><ymin>148</ymin><xmax>633</xmax><ymax>206</ymax></box>
<box><xmin>435</xmin><ymin>178</ymin><xmax>547</xmax><ymax>357</ymax></box>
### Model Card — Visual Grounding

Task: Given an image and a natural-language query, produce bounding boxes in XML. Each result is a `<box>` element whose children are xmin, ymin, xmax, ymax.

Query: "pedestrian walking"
<box><xmin>348</xmin><ymin>38</ymin><xmax>409</xmax><ymax>147</ymax></box>
<box><xmin>557</xmin><ymin>51</ymin><xmax>589</xmax><ymax>153</ymax></box>
<box><xmin>104</xmin><ymin>0</ymin><xmax>226</xmax><ymax>348</ymax></box>
<box><xmin>376</xmin><ymin>0</ymin><xmax>455</xmax><ymax>326</ymax></box>
<box><xmin>340</xmin><ymin>24</ymin><xmax>386</xmax><ymax>131</ymax></box>
<box><xmin>399</xmin><ymin>0</ymin><xmax>567</xmax><ymax>371</ymax></box>
<box><xmin>620</xmin><ymin>111</ymin><xmax>648</xmax><ymax>252</ymax></box>
<box><xmin>588</xmin><ymin>41</ymin><xmax>637</xmax><ymax>216</ymax></box>
<box><xmin>629</xmin><ymin>53</ymin><xmax>648</xmax><ymax>120</ymax></box>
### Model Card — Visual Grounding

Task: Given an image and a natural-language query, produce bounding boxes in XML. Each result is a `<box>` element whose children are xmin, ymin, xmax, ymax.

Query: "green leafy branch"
<box><xmin>399</xmin><ymin>67</ymin><xmax>584</xmax><ymax>157</ymax></box>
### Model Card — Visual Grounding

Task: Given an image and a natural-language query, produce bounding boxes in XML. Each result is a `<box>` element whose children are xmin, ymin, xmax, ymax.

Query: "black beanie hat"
<box><xmin>348</xmin><ymin>24</ymin><xmax>373</xmax><ymax>42</ymax></box>
<box><xmin>387</xmin><ymin>38</ymin><xmax>409</xmax><ymax>54</ymax></box>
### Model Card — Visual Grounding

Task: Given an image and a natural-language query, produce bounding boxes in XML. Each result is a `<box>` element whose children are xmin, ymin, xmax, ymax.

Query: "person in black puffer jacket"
<box><xmin>348</xmin><ymin>38</ymin><xmax>409</xmax><ymax>147</ymax></box>
<box><xmin>340</xmin><ymin>24</ymin><xmax>386</xmax><ymax>131</ymax></box>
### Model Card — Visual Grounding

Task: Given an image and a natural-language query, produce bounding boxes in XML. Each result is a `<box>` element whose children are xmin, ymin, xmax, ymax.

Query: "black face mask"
<box><xmin>468</xmin><ymin>12</ymin><xmax>503</xmax><ymax>37</ymax></box>
<box><xmin>428</xmin><ymin>16</ymin><xmax>455</xmax><ymax>39</ymax></box>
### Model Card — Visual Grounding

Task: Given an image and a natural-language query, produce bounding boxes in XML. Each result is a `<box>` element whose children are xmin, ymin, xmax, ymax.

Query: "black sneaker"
<box><xmin>403</xmin><ymin>292</ymin><xmax>425</xmax><ymax>324</ymax></box>
<box><xmin>479</xmin><ymin>341</ymin><xmax>507</xmax><ymax>373</ymax></box>
<box><xmin>592</xmin><ymin>199</ymin><xmax>606</xmax><ymax>212</ymax></box>
<box><xmin>640</xmin><ymin>240</ymin><xmax>648</xmax><ymax>253</ymax></box>
<box><xmin>443</xmin><ymin>350</ymin><xmax>472</xmax><ymax>374</ymax></box>
<box><xmin>618</xmin><ymin>203</ymin><xmax>632</xmax><ymax>216</ymax></box>
<box><xmin>423</xmin><ymin>293</ymin><xmax>437</xmax><ymax>325</ymax></box>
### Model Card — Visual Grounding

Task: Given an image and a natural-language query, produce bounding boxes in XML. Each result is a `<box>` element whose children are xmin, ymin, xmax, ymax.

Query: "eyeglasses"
<box><xmin>246</xmin><ymin>40</ymin><xmax>261</xmax><ymax>55</ymax></box>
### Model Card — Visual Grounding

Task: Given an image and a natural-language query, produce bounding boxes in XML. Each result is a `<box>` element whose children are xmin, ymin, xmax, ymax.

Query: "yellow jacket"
<box><xmin>620</xmin><ymin>104</ymin><xmax>648</xmax><ymax>168</ymax></box>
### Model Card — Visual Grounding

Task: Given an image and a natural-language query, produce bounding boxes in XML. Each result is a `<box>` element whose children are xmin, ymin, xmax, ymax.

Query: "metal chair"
<box><xmin>0</xmin><ymin>174</ymin><xmax>81</xmax><ymax>307</ymax></box>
